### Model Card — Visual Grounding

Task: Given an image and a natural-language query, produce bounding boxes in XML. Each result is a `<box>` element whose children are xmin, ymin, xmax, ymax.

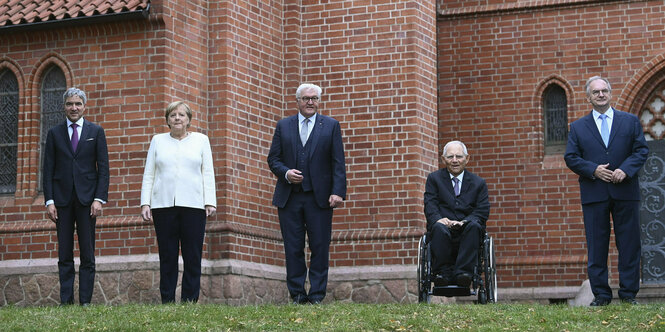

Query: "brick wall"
<box><xmin>3</xmin><ymin>0</ymin><xmax>662</xmax><ymax>304</ymax></box>
<box><xmin>299</xmin><ymin>0</ymin><xmax>438</xmax><ymax>266</ymax></box>
<box><xmin>438</xmin><ymin>0</ymin><xmax>665</xmax><ymax>288</ymax></box>
<box><xmin>0</xmin><ymin>0</ymin><xmax>438</xmax><ymax>304</ymax></box>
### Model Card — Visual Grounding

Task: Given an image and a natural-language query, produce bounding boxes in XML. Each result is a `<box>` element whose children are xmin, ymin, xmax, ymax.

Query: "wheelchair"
<box><xmin>417</xmin><ymin>230</ymin><xmax>497</xmax><ymax>304</ymax></box>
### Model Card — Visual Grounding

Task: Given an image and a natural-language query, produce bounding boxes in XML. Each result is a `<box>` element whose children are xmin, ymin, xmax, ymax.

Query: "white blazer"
<box><xmin>140</xmin><ymin>132</ymin><xmax>216</xmax><ymax>210</ymax></box>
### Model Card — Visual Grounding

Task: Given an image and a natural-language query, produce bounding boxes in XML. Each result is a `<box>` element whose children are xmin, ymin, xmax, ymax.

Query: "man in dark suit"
<box><xmin>565</xmin><ymin>76</ymin><xmax>649</xmax><ymax>306</ymax></box>
<box><xmin>43</xmin><ymin>87</ymin><xmax>109</xmax><ymax>306</ymax></box>
<box><xmin>424</xmin><ymin>140</ymin><xmax>490</xmax><ymax>287</ymax></box>
<box><xmin>267</xmin><ymin>83</ymin><xmax>347</xmax><ymax>304</ymax></box>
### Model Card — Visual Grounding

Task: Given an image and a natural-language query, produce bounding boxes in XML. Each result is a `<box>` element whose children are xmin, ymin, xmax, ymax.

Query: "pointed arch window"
<box><xmin>0</xmin><ymin>69</ymin><xmax>19</xmax><ymax>194</ymax></box>
<box><xmin>39</xmin><ymin>66</ymin><xmax>66</xmax><ymax>191</ymax></box>
<box><xmin>639</xmin><ymin>82</ymin><xmax>665</xmax><ymax>141</ymax></box>
<box><xmin>543</xmin><ymin>84</ymin><xmax>569</xmax><ymax>154</ymax></box>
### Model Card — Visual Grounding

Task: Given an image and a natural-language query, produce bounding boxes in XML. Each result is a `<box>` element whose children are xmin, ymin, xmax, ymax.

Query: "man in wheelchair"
<box><xmin>424</xmin><ymin>140</ymin><xmax>490</xmax><ymax>288</ymax></box>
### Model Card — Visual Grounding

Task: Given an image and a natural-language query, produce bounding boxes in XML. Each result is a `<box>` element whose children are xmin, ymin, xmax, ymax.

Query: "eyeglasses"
<box><xmin>444</xmin><ymin>154</ymin><xmax>465</xmax><ymax>161</ymax></box>
<box><xmin>299</xmin><ymin>96</ymin><xmax>320</xmax><ymax>103</ymax></box>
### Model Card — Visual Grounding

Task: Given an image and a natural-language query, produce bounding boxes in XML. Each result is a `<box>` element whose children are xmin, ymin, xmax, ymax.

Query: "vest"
<box><xmin>296</xmin><ymin>130</ymin><xmax>314</xmax><ymax>192</ymax></box>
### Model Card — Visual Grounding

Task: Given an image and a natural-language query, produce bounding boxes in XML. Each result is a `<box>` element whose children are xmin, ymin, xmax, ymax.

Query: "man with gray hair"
<box><xmin>424</xmin><ymin>141</ymin><xmax>490</xmax><ymax>287</ymax></box>
<box><xmin>565</xmin><ymin>76</ymin><xmax>648</xmax><ymax>306</ymax></box>
<box><xmin>268</xmin><ymin>83</ymin><xmax>347</xmax><ymax>304</ymax></box>
<box><xmin>43</xmin><ymin>87</ymin><xmax>109</xmax><ymax>306</ymax></box>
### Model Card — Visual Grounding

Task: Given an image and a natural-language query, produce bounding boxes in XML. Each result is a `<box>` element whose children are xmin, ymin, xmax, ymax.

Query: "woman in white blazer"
<box><xmin>140</xmin><ymin>101</ymin><xmax>216</xmax><ymax>303</ymax></box>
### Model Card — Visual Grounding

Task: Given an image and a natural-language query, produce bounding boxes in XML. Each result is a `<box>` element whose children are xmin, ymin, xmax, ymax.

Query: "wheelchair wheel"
<box><xmin>484</xmin><ymin>236</ymin><xmax>497</xmax><ymax>303</ymax></box>
<box><xmin>417</xmin><ymin>235</ymin><xmax>431</xmax><ymax>303</ymax></box>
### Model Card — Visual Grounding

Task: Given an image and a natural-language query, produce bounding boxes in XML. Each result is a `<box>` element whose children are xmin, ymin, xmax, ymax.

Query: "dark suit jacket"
<box><xmin>424</xmin><ymin>169</ymin><xmax>490</xmax><ymax>231</ymax></box>
<box><xmin>267</xmin><ymin>113</ymin><xmax>346</xmax><ymax>209</ymax></box>
<box><xmin>43</xmin><ymin>119</ymin><xmax>110</xmax><ymax>207</ymax></box>
<box><xmin>564</xmin><ymin>109</ymin><xmax>648</xmax><ymax>204</ymax></box>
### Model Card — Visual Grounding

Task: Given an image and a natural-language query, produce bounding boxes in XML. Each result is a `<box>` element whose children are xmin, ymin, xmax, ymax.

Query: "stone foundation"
<box><xmin>0</xmin><ymin>255</ymin><xmax>420</xmax><ymax>306</ymax></box>
<box><xmin>3</xmin><ymin>257</ymin><xmax>662</xmax><ymax>306</ymax></box>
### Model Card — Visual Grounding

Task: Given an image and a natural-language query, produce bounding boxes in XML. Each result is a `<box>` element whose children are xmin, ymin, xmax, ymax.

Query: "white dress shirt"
<box><xmin>450</xmin><ymin>171</ymin><xmax>465</xmax><ymax>191</ymax></box>
<box><xmin>299</xmin><ymin>113</ymin><xmax>316</xmax><ymax>141</ymax></box>
<box><xmin>592</xmin><ymin>107</ymin><xmax>614</xmax><ymax>137</ymax></box>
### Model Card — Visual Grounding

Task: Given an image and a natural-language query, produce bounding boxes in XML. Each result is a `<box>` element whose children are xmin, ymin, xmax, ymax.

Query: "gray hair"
<box><xmin>584</xmin><ymin>76</ymin><xmax>612</xmax><ymax>96</ymax></box>
<box><xmin>63</xmin><ymin>87</ymin><xmax>87</xmax><ymax>104</ymax></box>
<box><xmin>442</xmin><ymin>140</ymin><xmax>469</xmax><ymax>157</ymax></box>
<box><xmin>296</xmin><ymin>83</ymin><xmax>322</xmax><ymax>99</ymax></box>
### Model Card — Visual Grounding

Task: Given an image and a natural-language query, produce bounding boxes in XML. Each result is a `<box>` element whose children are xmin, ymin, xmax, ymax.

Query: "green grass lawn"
<box><xmin>1</xmin><ymin>302</ymin><xmax>663</xmax><ymax>331</ymax></box>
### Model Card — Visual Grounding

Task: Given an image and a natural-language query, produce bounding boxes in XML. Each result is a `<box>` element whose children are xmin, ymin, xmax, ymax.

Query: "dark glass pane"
<box><xmin>0</xmin><ymin>69</ymin><xmax>19</xmax><ymax>194</ymax></box>
<box><xmin>544</xmin><ymin>85</ymin><xmax>569</xmax><ymax>154</ymax></box>
<box><xmin>39</xmin><ymin>66</ymin><xmax>66</xmax><ymax>191</ymax></box>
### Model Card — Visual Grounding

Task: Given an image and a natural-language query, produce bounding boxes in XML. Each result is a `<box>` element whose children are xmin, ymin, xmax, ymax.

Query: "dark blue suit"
<box><xmin>424</xmin><ymin>169</ymin><xmax>490</xmax><ymax>277</ymax></box>
<box><xmin>564</xmin><ymin>109</ymin><xmax>648</xmax><ymax>301</ymax></box>
<box><xmin>43</xmin><ymin>119</ymin><xmax>109</xmax><ymax>304</ymax></box>
<box><xmin>267</xmin><ymin>113</ymin><xmax>346</xmax><ymax>302</ymax></box>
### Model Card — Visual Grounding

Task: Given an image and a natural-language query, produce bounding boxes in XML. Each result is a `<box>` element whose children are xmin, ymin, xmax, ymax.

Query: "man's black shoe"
<box><xmin>309</xmin><ymin>298</ymin><xmax>322</xmax><ymax>305</ymax></box>
<box><xmin>292</xmin><ymin>296</ymin><xmax>309</xmax><ymax>305</ymax></box>
<box><xmin>590</xmin><ymin>298</ymin><xmax>611</xmax><ymax>306</ymax></box>
<box><xmin>455</xmin><ymin>273</ymin><xmax>472</xmax><ymax>287</ymax></box>
<box><xmin>433</xmin><ymin>274</ymin><xmax>449</xmax><ymax>286</ymax></box>
<box><xmin>620</xmin><ymin>298</ymin><xmax>638</xmax><ymax>305</ymax></box>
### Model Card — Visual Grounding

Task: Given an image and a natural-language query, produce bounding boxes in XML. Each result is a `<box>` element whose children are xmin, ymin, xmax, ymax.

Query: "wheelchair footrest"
<box><xmin>432</xmin><ymin>285</ymin><xmax>475</xmax><ymax>297</ymax></box>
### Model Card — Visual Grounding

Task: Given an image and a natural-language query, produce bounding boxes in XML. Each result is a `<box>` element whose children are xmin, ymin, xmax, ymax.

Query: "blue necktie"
<box><xmin>453</xmin><ymin>177</ymin><xmax>460</xmax><ymax>196</ymax></box>
<box><xmin>599</xmin><ymin>114</ymin><xmax>609</xmax><ymax>147</ymax></box>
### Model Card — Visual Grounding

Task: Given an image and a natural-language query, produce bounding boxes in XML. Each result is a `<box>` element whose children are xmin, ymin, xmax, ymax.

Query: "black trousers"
<box><xmin>582</xmin><ymin>199</ymin><xmax>641</xmax><ymax>301</ymax></box>
<box><xmin>429</xmin><ymin>220</ymin><xmax>482</xmax><ymax>277</ymax></box>
<box><xmin>56</xmin><ymin>199</ymin><xmax>96</xmax><ymax>305</ymax></box>
<box><xmin>278</xmin><ymin>191</ymin><xmax>333</xmax><ymax>303</ymax></box>
<box><xmin>152</xmin><ymin>207</ymin><xmax>206</xmax><ymax>303</ymax></box>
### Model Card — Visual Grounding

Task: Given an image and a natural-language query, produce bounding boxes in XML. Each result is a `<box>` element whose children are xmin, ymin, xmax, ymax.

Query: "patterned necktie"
<box><xmin>300</xmin><ymin>118</ymin><xmax>309</xmax><ymax>146</ymax></box>
<box><xmin>453</xmin><ymin>177</ymin><xmax>460</xmax><ymax>196</ymax></box>
<box><xmin>71</xmin><ymin>123</ymin><xmax>79</xmax><ymax>151</ymax></box>
<box><xmin>599</xmin><ymin>114</ymin><xmax>609</xmax><ymax>147</ymax></box>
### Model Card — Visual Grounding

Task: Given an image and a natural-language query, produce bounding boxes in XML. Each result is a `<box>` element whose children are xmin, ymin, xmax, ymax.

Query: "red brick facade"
<box><xmin>438</xmin><ymin>0</ymin><xmax>665</xmax><ymax>290</ymax></box>
<box><xmin>1</xmin><ymin>0</ymin><xmax>663</xmax><ymax>304</ymax></box>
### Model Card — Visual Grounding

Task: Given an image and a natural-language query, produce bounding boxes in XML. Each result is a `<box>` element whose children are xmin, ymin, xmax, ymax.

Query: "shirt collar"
<box><xmin>66</xmin><ymin>117</ymin><xmax>84</xmax><ymax>127</ymax></box>
<box><xmin>450</xmin><ymin>171</ymin><xmax>465</xmax><ymax>182</ymax></box>
<box><xmin>593</xmin><ymin>107</ymin><xmax>614</xmax><ymax>121</ymax></box>
<box><xmin>298</xmin><ymin>113</ymin><xmax>316</xmax><ymax>124</ymax></box>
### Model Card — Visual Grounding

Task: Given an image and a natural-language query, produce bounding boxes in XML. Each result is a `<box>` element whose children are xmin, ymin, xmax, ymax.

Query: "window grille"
<box><xmin>543</xmin><ymin>84</ymin><xmax>568</xmax><ymax>154</ymax></box>
<box><xmin>0</xmin><ymin>69</ymin><xmax>19</xmax><ymax>194</ymax></box>
<box><xmin>639</xmin><ymin>83</ymin><xmax>665</xmax><ymax>141</ymax></box>
<box><xmin>39</xmin><ymin>66</ymin><xmax>66</xmax><ymax>191</ymax></box>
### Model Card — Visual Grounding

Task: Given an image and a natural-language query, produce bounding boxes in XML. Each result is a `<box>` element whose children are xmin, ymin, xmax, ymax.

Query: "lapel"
<box><xmin>290</xmin><ymin>116</ymin><xmax>299</xmax><ymax>157</ymax></box>
<box><xmin>441</xmin><ymin>169</ymin><xmax>456</xmax><ymax>198</ymax></box>
<box><xmin>77</xmin><ymin>119</ymin><xmax>91</xmax><ymax>155</ymax></box>
<box><xmin>608</xmin><ymin>110</ymin><xmax>624</xmax><ymax>147</ymax></box>
<box><xmin>56</xmin><ymin>122</ymin><xmax>75</xmax><ymax>156</ymax></box>
<box><xmin>581</xmin><ymin>111</ymin><xmax>606</xmax><ymax>148</ymax></box>
<box><xmin>307</xmin><ymin>114</ymin><xmax>323</xmax><ymax>159</ymax></box>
